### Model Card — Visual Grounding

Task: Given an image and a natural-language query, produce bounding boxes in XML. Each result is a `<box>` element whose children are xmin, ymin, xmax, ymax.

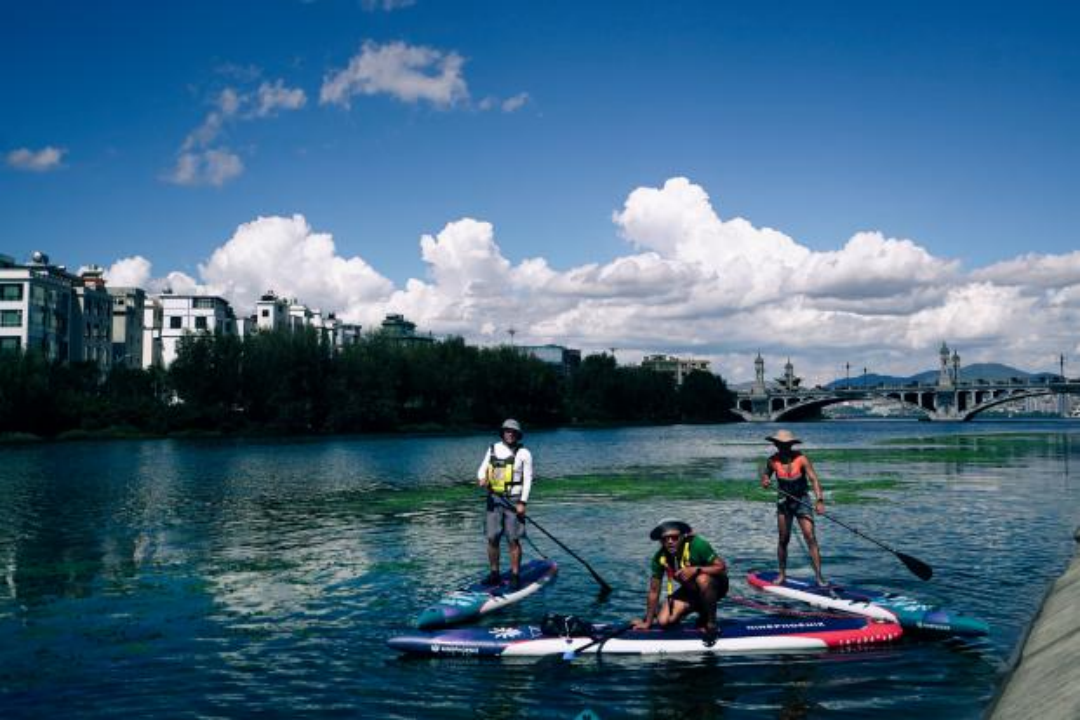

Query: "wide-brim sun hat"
<box><xmin>650</xmin><ymin>518</ymin><xmax>692</xmax><ymax>541</ymax></box>
<box><xmin>501</xmin><ymin>418</ymin><xmax>523</xmax><ymax>436</ymax></box>
<box><xmin>766</xmin><ymin>429</ymin><xmax>802</xmax><ymax>445</ymax></box>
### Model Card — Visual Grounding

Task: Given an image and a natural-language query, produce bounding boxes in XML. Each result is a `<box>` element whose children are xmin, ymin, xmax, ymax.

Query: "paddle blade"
<box><xmin>898</xmin><ymin>552</ymin><xmax>933</xmax><ymax>581</ymax></box>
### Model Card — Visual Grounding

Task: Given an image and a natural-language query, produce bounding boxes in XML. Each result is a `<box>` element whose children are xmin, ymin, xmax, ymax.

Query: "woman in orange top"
<box><xmin>760</xmin><ymin>429</ymin><xmax>827</xmax><ymax>585</ymax></box>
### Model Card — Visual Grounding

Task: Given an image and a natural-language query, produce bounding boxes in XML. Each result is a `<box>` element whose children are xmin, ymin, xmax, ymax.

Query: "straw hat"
<box><xmin>766</xmin><ymin>429</ymin><xmax>802</xmax><ymax>445</ymax></box>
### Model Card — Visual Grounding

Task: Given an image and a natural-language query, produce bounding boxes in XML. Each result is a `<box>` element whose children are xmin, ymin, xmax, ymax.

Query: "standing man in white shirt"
<box><xmin>477</xmin><ymin>418</ymin><xmax>534</xmax><ymax>590</ymax></box>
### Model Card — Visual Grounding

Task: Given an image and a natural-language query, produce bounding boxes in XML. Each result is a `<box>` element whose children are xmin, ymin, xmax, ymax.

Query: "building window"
<box><xmin>261</xmin><ymin>309</ymin><xmax>270</xmax><ymax>317</ymax></box>
<box><xmin>193</xmin><ymin>297</ymin><xmax>216</xmax><ymax>309</ymax></box>
<box><xmin>0</xmin><ymin>309</ymin><xmax>22</xmax><ymax>327</ymax></box>
<box><xmin>195</xmin><ymin>316</ymin><xmax>208</xmax><ymax>330</ymax></box>
<box><xmin>0</xmin><ymin>336</ymin><xmax>20</xmax><ymax>353</ymax></box>
<box><xmin>0</xmin><ymin>283</ymin><xmax>23</xmax><ymax>301</ymax></box>
<box><xmin>169</xmin><ymin>316</ymin><xmax>183</xmax><ymax>329</ymax></box>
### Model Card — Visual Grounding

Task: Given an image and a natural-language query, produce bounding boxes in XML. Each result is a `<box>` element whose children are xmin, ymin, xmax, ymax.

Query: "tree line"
<box><xmin>0</xmin><ymin>330</ymin><xmax>737</xmax><ymax>438</ymax></box>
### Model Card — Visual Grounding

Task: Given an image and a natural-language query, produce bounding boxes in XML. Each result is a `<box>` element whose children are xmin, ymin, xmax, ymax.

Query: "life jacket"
<box><xmin>485</xmin><ymin>443</ymin><xmax>522</xmax><ymax>495</ymax></box>
<box><xmin>657</xmin><ymin>538</ymin><xmax>693</xmax><ymax>597</ymax></box>
<box><xmin>769</xmin><ymin>452</ymin><xmax>809</xmax><ymax>496</ymax></box>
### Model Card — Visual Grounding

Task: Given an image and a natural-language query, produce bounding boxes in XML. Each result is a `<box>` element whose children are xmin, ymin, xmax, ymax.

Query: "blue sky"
<box><xmin>3</xmin><ymin>1</ymin><xmax>1080</xmax><ymax>381</ymax></box>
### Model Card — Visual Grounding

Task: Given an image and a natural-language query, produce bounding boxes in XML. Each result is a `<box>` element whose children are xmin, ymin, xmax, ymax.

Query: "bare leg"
<box><xmin>487</xmin><ymin>539</ymin><xmax>501</xmax><ymax>575</ymax></box>
<box><xmin>695</xmin><ymin>574</ymin><xmax>724</xmax><ymax>630</ymax></box>
<box><xmin>509</xmin><ymin>539</ymin><xmax>522</xmax><ymax>575</ymax></box>
<box><xmin>799</xmin><ymin>516</ymin><xmax>825</xmax><ymax>584</ymax></box>
<box><xmin>657</xmin><ymin>598</ymin><xmax>692</xmax><ymax>627</ymax></box>
<box><xmin>776</xmin><ymin>513</ymin><xmax>792</xmax><ymax>584</ymax></box>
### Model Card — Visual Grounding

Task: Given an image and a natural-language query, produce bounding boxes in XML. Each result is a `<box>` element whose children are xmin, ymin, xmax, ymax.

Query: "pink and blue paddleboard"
<box><xmin>747</xmin><ymin>570</ymin><xmax>988</xmax><ymax>637</ymax></box>
<box><xmin>390</xmin><ymin>614</ymin><xmax>902</xmax><ymax>656</ymax></box>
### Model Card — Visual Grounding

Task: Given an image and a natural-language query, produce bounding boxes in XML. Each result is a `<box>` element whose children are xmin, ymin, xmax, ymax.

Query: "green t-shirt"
<box><xmin>650</xmin><ymin>535</ymin><xmax>718</xmax><ymax>580</ymax></box>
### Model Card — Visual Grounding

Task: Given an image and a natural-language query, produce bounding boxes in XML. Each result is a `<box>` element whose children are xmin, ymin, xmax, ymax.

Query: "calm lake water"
<box><xmin>2</xmin><ymin>421</ymin><xmax>1079</xmax><ymax>718</ymax></box>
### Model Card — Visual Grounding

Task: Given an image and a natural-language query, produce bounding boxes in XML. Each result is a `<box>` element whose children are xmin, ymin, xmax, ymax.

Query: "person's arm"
<box><xmin>477</xmin><ymin>447</ymin><xmax>492</xmax><ymax>488</ymax></box>
<box><xmin>760</xmin><ymin>458</ymin><xmax>774</xmax><ymax>488</ymax></box>
<box><xmin>516</xmin><ymin>449</ymin><xmax>533</xmax><ymax>515</ymax></box>
<box><xmin>805</xmin><ymin>457</ymin><xmax>825</xmax><ymax>514</ymax></box>
<box><xmin>632</xmin><ymin>577</ymin><xmax>662</xmax><ymax>629</ymax></box>
<box><xmin>675</xmin><ymin>541</ymin><xmax>727</xmax><ymax>582</ymax></box>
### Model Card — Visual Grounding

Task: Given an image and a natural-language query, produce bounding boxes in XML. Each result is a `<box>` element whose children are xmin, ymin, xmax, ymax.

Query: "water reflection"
<box><xmin>0</xmin><ymin>421</ymin><xmax>1077</xmax><ymax>717</ymax></box>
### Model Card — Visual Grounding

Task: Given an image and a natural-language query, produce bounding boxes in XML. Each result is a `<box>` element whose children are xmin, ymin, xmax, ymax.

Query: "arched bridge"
<box><xmin>734</xmin><ymin>377</ymin><xmax>1080</xmax><ymax>422</ymax></box>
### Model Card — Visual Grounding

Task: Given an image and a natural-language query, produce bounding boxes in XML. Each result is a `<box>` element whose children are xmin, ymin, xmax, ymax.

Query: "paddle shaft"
<box><xmin>772</xmin><ymin>486</ymin><xmax>932</xmax><ymax>580</ymax></box>
<box><xmin>563</xmin><ymin>623</ymin><xmax>635</xmax><ymax>659</ymax></box>
<box><xmin>493</xmin><ymin>495</ymin><xmax>613</xmax><ymax>594</ymax></box>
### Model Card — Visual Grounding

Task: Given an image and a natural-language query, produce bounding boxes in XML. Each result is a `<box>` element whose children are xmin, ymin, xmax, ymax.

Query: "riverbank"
<box><xmin>988</xmin><ymin>526</ymin><xmax>1080</xmax><ymax>719</ymax></box>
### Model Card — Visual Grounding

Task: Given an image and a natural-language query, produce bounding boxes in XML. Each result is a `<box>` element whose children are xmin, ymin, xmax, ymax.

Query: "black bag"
<box><xmin>540</xmin><ymin>612</ymin><xmax>594</xmax><ymax>638</ymax></box>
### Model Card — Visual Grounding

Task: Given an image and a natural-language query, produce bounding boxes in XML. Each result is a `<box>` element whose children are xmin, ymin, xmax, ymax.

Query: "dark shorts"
<box><xmin>670</xmin><ymin>573</ymin><xmax>730</xmax><ymax>608</ymax></box>
<box><xmin>777</xmin><ymin>494</ymin><xmax>814</xmax><ymax>521</ymax></box>
<box><xmin>485</xmin><ymin>497</ymin><xmax>525</xmax><ymax>542</ymax></box>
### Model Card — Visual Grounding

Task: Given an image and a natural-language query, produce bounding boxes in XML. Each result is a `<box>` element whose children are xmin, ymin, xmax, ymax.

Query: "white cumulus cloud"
<box><xmin>320</xmin><ymin>40</ymin><xmax>468</xmax><ymax>108</ymax></box>
<box><xmin>972</xmin><ymin>251</ymin><xmax>1080</xmax><ymax>289</ymax></box>
<box><xmin>197</xmin><ymin>215</ymin><xmax>395</xmax><ymax>322</ymax></box>
<box><xmin>6</xmin><ymin>146</ymin><xmax>65</xmax><ymax>172</ymax></box>
<box><xmin>121</xmin><ymin>176</ymin><xmax>1080</xmax><ymax>383</ymax></box>
<box><xmin>105</xmin><ymin>256</ymin><xmax>153</xmax><ymax>288</ymax></box>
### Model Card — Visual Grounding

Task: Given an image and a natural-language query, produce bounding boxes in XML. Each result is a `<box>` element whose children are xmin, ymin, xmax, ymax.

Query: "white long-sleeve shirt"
<box><xmin>477</xmin><ymin>441</ymin><xmax>534</xmax><ymax>503</ymax></box>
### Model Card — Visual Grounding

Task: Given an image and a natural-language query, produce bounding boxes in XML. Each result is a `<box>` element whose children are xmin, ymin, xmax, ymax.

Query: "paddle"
<box><xmin>557</xmin><ymin>622</ymin><xmax>635</xmax><ymax>661</ymax></box>
<box><xmin>494</xmin><ymin>496</ymin><xmax>614</xmax><ymax>595</ymax></box>
<box><xmin>772</xmin><ymin>487</ymin><xmax>933</xmax><ymax>581</ymax></box>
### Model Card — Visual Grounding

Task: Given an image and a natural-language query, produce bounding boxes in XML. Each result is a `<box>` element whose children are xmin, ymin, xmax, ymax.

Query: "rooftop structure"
<box><xmin>642</xmin><ymin>354</ymin><xmax>712</xmax><ymax>385</ymax></box>
<box><xmin>518</xmin><ymin>344</ymin><xmax>582</xmax><ymax>376</ymax></box>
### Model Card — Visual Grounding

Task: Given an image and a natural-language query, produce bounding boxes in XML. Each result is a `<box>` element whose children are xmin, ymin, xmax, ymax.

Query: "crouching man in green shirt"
<box><xmin>631</xmin><ymin>518</ymin><xmax>729</xmax><ymax>646</ymax></box>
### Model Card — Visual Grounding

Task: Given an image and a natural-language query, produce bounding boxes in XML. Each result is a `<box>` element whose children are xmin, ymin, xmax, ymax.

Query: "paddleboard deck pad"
<box><xmin>390</xmin><ymin>615</ymin><xmax>901</xmax><ymax>656</ymax></box>
<box><xmin>416</xmin><ymin>559</ymin><xmax>558</xmax><ymax>630</ymax></box>
<box><xmin>746</xmin><ymin>570</ymin><xmax>988</xmax><ymax>637</ymax></box>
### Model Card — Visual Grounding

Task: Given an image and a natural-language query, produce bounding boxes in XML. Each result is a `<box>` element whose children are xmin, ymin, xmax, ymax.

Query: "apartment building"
<box><xmin>72</xmin><ymin>266</ymin><xmax>113</xmax><ymax>373</ymax></box>
<box><xmin>109</xmin><ymin>286</ymin><xmax>146</xmax><ymax>369</ymax></box>
<box><xmin>0</xmin><ymin>252</ymin><xmax>75</xmax><ymax>360</ymax></box>
<box><xmin>642</xmin><ymin>354</ymin><xmax>712</xmax><ymax>386</ymax></box>
<box><xmin>518</xmin><ymin>344</ymin><xmax>582</xmax><ymax>376</ymax></box>
<box><xmin>148</xmin><ymin>293</ymin><xmax>236</xmax><ymax>367</ymax></box>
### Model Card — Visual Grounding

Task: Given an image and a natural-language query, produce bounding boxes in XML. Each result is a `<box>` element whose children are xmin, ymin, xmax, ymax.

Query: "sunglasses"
<box><xmin>661</xmin><ymin>533</ymin><xmax>682</xmax><ymax>542</ymax></box>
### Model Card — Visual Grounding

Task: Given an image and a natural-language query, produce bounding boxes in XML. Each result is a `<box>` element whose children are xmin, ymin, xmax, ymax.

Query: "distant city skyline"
<box><xmin>4</xmin><ymin>1</ymin><xmax>1079</xmax><ymax>384</ymax></box>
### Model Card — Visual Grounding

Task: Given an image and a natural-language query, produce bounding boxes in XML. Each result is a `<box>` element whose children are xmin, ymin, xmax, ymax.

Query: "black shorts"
<box><xmin>777</xmin><ymin>494</ymin><xmax>814</xmax><ymax>521</ymax></box>
<box><xmin>670</xmin><ymin>573</ymin><xmax>730</xmax><ymax>607</ymax></box>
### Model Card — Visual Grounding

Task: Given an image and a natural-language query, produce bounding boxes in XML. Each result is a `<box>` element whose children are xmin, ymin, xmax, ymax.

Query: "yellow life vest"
<box><xmin>485</xmin><ymin>444</ymin><xmax>521</xmax><ymax>495</ymax></box>
<box><xmin>657</xmin><ymin>539</ymin><xmax>692</xmax><ymax>596</ymax></box>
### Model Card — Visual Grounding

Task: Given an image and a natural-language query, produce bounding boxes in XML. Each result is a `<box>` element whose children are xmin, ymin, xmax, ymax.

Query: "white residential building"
<box><xmin>0</xmin><ymin>252</ymin><xmax>76</xmax><ymax>360</ymax></box>
<box><xmin>249</xmin><ymin>290</ymin><xmax>361</xmax><ymax>351</ymax></box>
<box><xmin>255</xmin><ymin>291</ymin><xmax>291</xmax><ymax>332</ymax></box>
<box><xmin>147</xmin><ymin>293</ymin><xmax>237</xmax><ymax>367</ymax></box>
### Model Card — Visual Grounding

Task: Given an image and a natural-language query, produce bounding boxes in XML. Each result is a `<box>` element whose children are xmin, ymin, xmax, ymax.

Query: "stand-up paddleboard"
<box><xmin>746</xmin><ymin>570</ymin><xmax>989</xmax><ymax>637</ymax></box>
<box><xmin>416</xmin><ymin>559</ymin><xmax>558</xmax><ymax>630</ymax></box>
<box><xmin>390</xmin><ymin>615</ymin><xmax>902</xmax><ymax>656</ymax></box>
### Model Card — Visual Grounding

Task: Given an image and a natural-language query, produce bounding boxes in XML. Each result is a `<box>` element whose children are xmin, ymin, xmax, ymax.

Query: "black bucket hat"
<box><xmin>649</xmin><ymin>518</ymin><xmax>692</xmax><ymax>541</ymax></box>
